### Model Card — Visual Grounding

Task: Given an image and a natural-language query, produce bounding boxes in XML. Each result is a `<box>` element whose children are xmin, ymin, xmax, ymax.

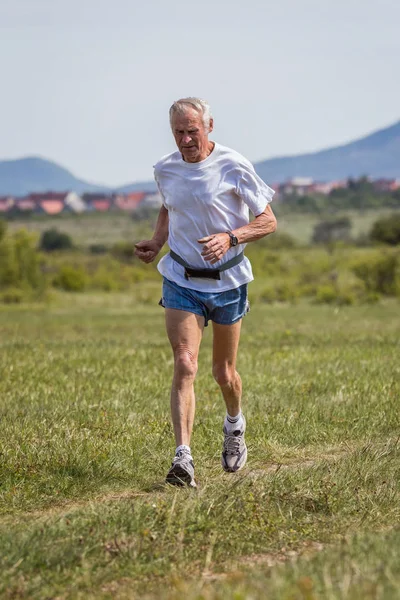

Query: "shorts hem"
<box><xmin>211</xmin><ymin>311</ymin><xmax>246</xmax><ymax>326</ymax></box>
<box><xmin>159</xmin><ymin>299</ymin><xmax>207</xmax><ymax>324</ymax></box>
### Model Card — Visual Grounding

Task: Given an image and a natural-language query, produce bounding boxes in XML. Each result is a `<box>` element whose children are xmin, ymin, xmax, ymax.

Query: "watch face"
<box><xmin>231</xmin><ymin>235</ymin><xmax>238</xmax><ymax>246</ymax></box>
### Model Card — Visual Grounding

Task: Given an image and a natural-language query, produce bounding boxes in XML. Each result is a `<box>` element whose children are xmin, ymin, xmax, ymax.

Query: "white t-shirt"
<box><xmin>154</xmin><ymin>142</ymin><xmax>275</xmax><ymax>292</ymax></box>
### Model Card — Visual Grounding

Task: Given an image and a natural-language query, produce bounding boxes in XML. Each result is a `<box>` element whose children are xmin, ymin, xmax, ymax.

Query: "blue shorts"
<box><xmin>159</xmin><ymin>277</ymin><xmax>250</xmax><ymax>327</ymax></box>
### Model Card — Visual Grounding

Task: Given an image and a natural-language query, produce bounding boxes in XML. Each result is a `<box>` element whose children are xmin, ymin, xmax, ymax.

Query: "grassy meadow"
<box><xmin>0</xmin><ymin>289</ymin><xmax>399</xmax><ymax>599</ymax></box>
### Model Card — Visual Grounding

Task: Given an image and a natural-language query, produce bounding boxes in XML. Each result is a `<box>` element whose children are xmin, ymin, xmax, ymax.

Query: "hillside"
<box><xmin>0</xmin><ymin>157</ymin><xmax>110</xmax><ymax>196</ymax></box>
<box><xmin>1</xmin><ymin>120</ymin><xmax>399</xmax><ymax>195</ymax></box>
<box><xmin>254</xmin><ymin>120</ymin><xmax>400</xmax><ymax>183</ymax></box>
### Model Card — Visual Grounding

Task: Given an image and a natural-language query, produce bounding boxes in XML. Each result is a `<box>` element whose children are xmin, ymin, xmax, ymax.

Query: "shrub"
<box><xmin>53</xmin><ymin>266</ymin><xmax>86</xmax><ymax>292</ymax></box>
<box><xmin>40</xmin><ymin>228</ymin><xmax>73</xmax><ymax>252</ymax></box>
<box><xmin>315</xmin><ymin>285</ymin><xmax>337</xmax><ymax>304</ymax></box>
<box><xmin>336</xmin><ymin>289</ymin><xmax>357</xmax><ymax>305</ymax></box>
<box><xmin>275</xmin><ymin>282</ymin><xmax>299</xmax><ymax>303</ymax></box>
<box><xmin>352</xmin><ymin>252</ymin><xmax>399</xmax><ymax>296</ymax></box>
<box><xmin>370</xmin><ymin>214</ymin><xmax>400</xmax><ymax>245</ymax></box>
<box><xmin>14</xmin><ymin>230</ymin><xmax>44</xmax><ymax>289</ymax></box>
<box><xmin>0</xmin><ymin>229</ymin><xmax>46</xmax><ymax>293</ymax></box>
<box><xmin>111</xmin><ymin>241</ymin><xmax>135</xmax><ymax>262</ymax></box>
<box><xmin>312</xmin><ymin>217</ymin><xmax>352</xmax><ymax>245</ymax></box>
<box><xmin>0</xmin><ymin>235</ymin><xmax>18</xmax><ymax>287</ymax></box>
<box><xmin>363</xmin><ymin>291</ymin><xmax>381</xmax><ymax>304</ymax></box>
<box><xmin>0</xmin><ymin>287</ymin><xmax>24</xmax><ymax>304</ymax></box>
<box><xmin>89</xmin><ymin>243</ymin><xmax>108</xmax><ymax>254</ymax></box>
<box><xmin>0</xmin><ymin>218</ymin><xmax>6</xmax><ymax>242</ymax></box>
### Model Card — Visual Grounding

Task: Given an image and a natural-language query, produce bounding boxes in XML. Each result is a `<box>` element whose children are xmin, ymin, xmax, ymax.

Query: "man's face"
<box><xmin>171</xmin><ymin>108</ymin><xmax>213</xmax><ymax>163</ymax></box>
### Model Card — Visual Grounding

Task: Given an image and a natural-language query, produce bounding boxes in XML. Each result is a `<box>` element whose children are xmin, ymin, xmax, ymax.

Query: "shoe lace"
<box><xmin>173</xmin><ymin>449</ymin><xmax>192</xmax><ymax>463</ymax></box>
<box><xmin>223</xmin><ymin>431</ymin><xmax>242</xmax><ymax>455</ymax></box>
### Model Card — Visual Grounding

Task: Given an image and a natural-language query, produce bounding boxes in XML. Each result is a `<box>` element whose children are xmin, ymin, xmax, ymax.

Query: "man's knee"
<box><xmin>174</xmin><ymin>345</ymin><xmax>198</xmax><ymax>380</ymax></box>
<box><xmin>213</xmin><ymin>363</ymin><xmax>236</xmax><ymax>388</ymax></box>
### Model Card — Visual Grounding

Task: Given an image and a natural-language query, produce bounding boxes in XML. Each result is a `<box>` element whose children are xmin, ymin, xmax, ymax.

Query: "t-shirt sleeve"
<box><xmin>153</xmin><ymin>166</ymin><xmax>167</xmax><ymax>208</ymax></box>
<box><xmin>236</xmin><ymin>162</ymin><xmax>275</xmax><ymax>216</ymax></box>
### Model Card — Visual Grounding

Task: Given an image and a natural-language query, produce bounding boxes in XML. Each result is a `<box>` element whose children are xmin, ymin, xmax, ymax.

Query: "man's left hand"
<box><xmin>198</xmin><ymin>233</ymin><xmax>231</xmax><ymax>264</ymax></box>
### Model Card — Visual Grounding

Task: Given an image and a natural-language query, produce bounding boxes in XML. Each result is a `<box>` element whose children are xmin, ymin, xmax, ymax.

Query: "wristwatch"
<box><xmin>226</xmin><ymin>231</ymin><xmax>239</xmax><ymax>247</ymax></box>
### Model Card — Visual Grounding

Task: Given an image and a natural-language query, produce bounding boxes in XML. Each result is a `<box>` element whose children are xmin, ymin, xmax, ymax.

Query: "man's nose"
<box><xmin>182</xmin><ymin>134</ymin><xmax>192</xmax><ymax>145</ymax></box>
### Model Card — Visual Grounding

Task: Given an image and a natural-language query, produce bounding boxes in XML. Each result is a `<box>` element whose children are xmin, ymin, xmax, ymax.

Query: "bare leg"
<box><xmin>212</xmin><ymin>320</ymin><xmax>243</xmax><ymax>417</ymax></box>
<box><xmin>165</xmin><ymin>309</ymin><xmax>204</xmax><ymax>447</ymax></box>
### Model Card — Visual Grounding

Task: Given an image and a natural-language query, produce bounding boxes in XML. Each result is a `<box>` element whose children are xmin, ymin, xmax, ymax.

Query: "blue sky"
<box><xmin>1</xmin><ymin>0</ymin><xmax>399</xmax><ymax>186</ymax></box>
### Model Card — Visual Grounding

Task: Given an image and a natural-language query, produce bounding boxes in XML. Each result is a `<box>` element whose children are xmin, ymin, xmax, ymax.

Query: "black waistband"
<box><xmin>170</xmin><ymin>250</ymin><xmax>245</xmax><ymax>280</ymax></box>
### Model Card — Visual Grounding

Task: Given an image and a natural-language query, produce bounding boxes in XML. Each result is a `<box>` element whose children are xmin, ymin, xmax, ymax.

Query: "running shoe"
<box><xmin>221</xmin><ymin>416</ymin><xmax>247</xmax><ymax>472</ymax></box>
<box><xmin>166</xmin><ymin>449</ymin><xmax>197</xmax><ymax>488</ymax></box>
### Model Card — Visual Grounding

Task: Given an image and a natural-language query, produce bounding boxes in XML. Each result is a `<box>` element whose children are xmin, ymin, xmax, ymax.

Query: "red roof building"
<box><xmin>114</xmin><ymin>193</ymin><xmax>145</xmax><ymax>211</ymax></box>
<box><xmin>82</xmin><ymin>194</ymin><xmax>112</xmax><ymax>212</ymax></box>
<box><xmin>39</xmin><ymin>200</ymin><xmax>65</xmax><ymax>215</ymax></box>
<box><xmin>0</xmin><ymin>196</ymin><xmax>15</xmax><ymax>212</ymax></box>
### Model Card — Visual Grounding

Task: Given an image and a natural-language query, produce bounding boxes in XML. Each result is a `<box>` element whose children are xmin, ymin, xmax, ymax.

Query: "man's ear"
<box><xmin>208</xmin><ymin>118</ymin><xmax>214</xmax><ymax>134</ymax></box>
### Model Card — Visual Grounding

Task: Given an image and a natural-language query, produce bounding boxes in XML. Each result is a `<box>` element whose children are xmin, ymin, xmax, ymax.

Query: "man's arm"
<box><xmin>199</xmin><ymin>204</ymin><xmax>277</xmax><ymax>265</ymax></box>
<box><xmin>231</xmin><ymin>204</ymin><xmax>277</xmax><ymax>244</ymax></box>
<box><xmin>134</xmin><ymin>205</ymin><xmax>169</xmax><ymax>264</ymax></box>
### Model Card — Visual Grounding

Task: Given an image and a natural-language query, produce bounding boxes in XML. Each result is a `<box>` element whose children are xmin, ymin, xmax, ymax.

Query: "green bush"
<box><xmin>275</xmin><ymin>282</ymin><xmax>299</xmax><ymax>303</ymax></box>
<box><xmin>363</xmin><ymin>291</ymin><xmax>381</xmax><ymax>304</ymax></box>
<box><xmin>89</xmin><ymin>244</ymin><xmax>108</xmax><ymax>255</ymax></box>
<box><xmin>53</xmin><ymin>266</ymin><xmax>87</xmax><ymax>292</ymax></box>
<box><xmin>312</xmin><ymin>217</ymin><xmax>352</xmax><ymax>245</ymax></box>
<box><xmin>0</xmin><ymin>287</ymin><xmax>25</xmax><ymax>304</ymax></box>
<box><xmin>0</xmin><ymin>218</ymin><xmax>6</xmax><ymax>242</ymax></box>
<box><xmin>0</xmin><ymin>235</ymin><xmax>18</xmax><ymax>287</ymax></box>
<box><xmin>315</xmin><ymin>285</ymin><xmax>337</xmax><ymax>304</ymax></box>
<box><xmin>40</xmin><ymin>228</ymin><xmax>73</xmax><ymax>252</ymax></box>
<box><xmin>0</xmin><ymin>228</ymin><xmax>46</xmax><ymax>294</ymax></box>
<box><xmin>370</xmin><ymin>213</ymin><xmax>400</xmax><ymax>245</ymax></box>
<box><xmin>111</xmin><ymin>241</ymin><xmax>135</xmax><ymax>262</ymax></box>
<box><xmin>336</xmin><ymin>289</ymin><xmax>357</xmax><ymax>305</ymax></box>
<box><xmin>352</xmin><ymin>252</ymin><xmax>399</xmax><ymax>296</ymax></box>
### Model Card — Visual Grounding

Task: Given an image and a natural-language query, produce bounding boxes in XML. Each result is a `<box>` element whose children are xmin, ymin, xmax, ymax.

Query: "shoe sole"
<box><xmin>166</xmin><ymin>465</ymin><xmax>197</xmax><ymax>488</ymax></box>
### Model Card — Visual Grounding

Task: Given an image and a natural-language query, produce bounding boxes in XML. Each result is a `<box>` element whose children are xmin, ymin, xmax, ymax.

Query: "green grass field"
<box><xmin>0</xmin><ymin>293</ymin><xmax>399</xmax><ymax>599</ymax></box>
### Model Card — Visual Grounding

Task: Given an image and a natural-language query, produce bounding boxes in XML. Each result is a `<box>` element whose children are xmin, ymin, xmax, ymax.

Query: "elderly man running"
<box><xmin>135</xmin><ymin>97</ymin><xmax>276</xmax><ymax>487</ymax></box>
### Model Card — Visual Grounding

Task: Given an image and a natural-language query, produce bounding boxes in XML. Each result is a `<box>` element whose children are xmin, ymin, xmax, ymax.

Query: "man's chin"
<box><xmin>182</xmin><ymin>149</ymin><xmax>199</xmax><ymax>162</ymax></box>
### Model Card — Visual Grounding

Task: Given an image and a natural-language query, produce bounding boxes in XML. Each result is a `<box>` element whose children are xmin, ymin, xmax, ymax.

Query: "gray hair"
<box><xmin>169</xmin><ymin>97</ymin><xmax>213</xmax><ymax>131</ymax></box>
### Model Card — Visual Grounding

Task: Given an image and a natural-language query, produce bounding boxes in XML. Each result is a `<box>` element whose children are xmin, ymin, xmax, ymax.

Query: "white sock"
<box><xmin>224</xmin><ymin>411</ymin><xmax>244</xmax><ymax>432</ymax></box>
<box><xmin>175</xmin><ymin>444</ymin><xmax>192</xmax><ymax>457</ymax></box>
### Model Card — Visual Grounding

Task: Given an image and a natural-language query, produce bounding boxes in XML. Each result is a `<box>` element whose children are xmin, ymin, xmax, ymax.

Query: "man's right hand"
<box><xmin>134</xmin><ymin>239</ymin><xmax>162</xmax><ymax>264</ymax></box>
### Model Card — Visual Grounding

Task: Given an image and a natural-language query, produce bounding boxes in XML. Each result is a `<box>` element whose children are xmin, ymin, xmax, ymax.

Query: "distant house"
<box><xmin>64</xmin><ymin>192</ymin><xmax>87</xmax><ymax>213</ymax></box>
<box><xmin>0</xmin><ymin>196</ymin><xmax>15</xmax><ymax>213</ymax></box>
<box><xmin>113</xmin><ymin>192</ymin><xmax>145</xmax><ymax>212</ymax></box>
<box><xmin>280</xmin><ymin>177</ymin><xmax>315</xmax><ymax>196</ymax></box>
<box><xmin>372</xmin><ymin>179</ymin><xmax>400</xmax><ymax>193</ymax></box>
<box><xmin>14</xmin><ymin>196</ymin><xmax>37</xmax><ymax>212</ymax></box>
<box><xmin>41</xmin><ymin>195</ymin><xmax>66</xmax><ymax>215</ymax></box>
<box><xmin>27</xmin><ymin>192</ymin><xmax>69</xmax><ymax>215</ymax></box>
<box><xmin>82</xmin><ymin>193</ymin><xmax>112</xmax><ymax>212</ymax></box>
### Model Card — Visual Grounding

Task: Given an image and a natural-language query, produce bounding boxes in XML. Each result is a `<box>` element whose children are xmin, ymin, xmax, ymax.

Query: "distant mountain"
<box><xmin>116</xmin><ymin>181</ymin><xmax>157</xmax><ymax>193</ymax></box>
<box><xmin>0</xmin><ymin>157</ymin><xmax>111</xmax><ymax>196</ymax></box>
<box><xmin>254</xmin><ymin>120</ymin><xmax>400</xmax><ymax>183</ymax></box>
<box><xmin>1</xmin><ymin>120</ymin><xmax>399</xmax><ymax>196</ymax></box>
